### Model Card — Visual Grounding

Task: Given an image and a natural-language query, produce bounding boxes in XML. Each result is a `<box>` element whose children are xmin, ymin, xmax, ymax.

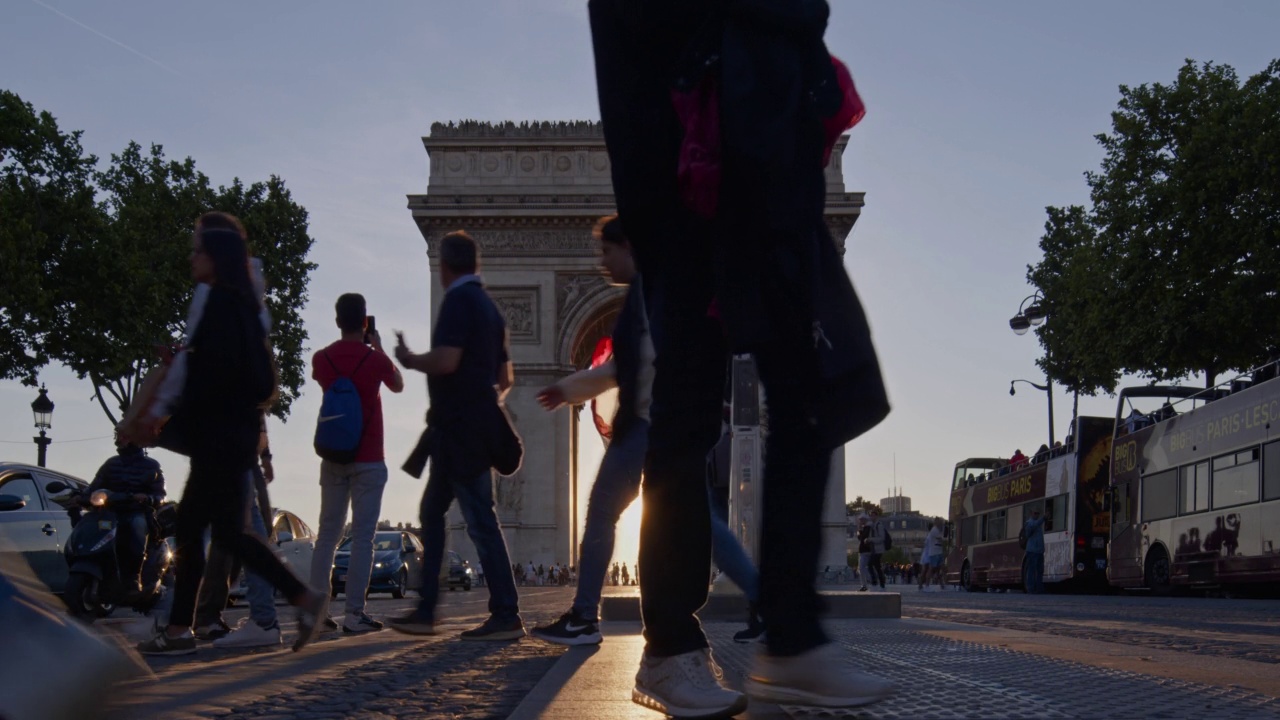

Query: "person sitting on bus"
<box><xmin>1050</xmin><ymin>440</ymin><xmax>1064</xmax><ymax>458</ymax></box>
<box><xmin>1009</xmin><ymin>449</ymin><xmax>1028</xmax><ymax>469</ymax></box>
<box><xmin>1123</xmin><ymin>409</ymin><xmax>1149</xmax><ymax>435</ymax></box>
<box><xmin>1032</xmin><ymin>444</ymin><xmax>1050</xmax><ymax>464</ymax></box>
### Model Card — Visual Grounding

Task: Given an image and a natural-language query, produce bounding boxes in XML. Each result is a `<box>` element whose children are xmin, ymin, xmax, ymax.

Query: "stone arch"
<box><xmin>559</xmin><ymin>283</ymin><xmax>626</xmax><ymax>370</ymax></box>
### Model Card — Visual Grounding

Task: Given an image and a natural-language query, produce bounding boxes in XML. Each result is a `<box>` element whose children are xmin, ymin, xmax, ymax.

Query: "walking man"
<box><xmin>309</xmin><ymin>293</ymin><xmax>405</xmax><ymax>633</ymax></box>
<box><xmin>1023</xmin><ymin>508</ymin><xmax>1046</xmax><ymax>594</ymax></box>
<box><xmin>390</xmin><ymin>231</ymin><xmax>524</xmax><ymax>640</ymax></box>
<box><xmin>918</xmin><ymin>517</ymin><xmax>946</xmax><ymax>592</ymax></box>
<box><xmin>589</xmin><ymin>2</ymin><xmax>894</xmax><ymax>713</ymax></box>
<box><xmin>869</xmin><ymin>510</ymin><xmax>888</xmax><ymax>590</ymax></box>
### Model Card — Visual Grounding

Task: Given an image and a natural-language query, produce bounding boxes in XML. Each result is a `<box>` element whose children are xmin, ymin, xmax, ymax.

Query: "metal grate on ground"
<box><xmin>703</xmin><ymin>625</ymin><xmax>1280</xmax><ymax>720</ymax></box>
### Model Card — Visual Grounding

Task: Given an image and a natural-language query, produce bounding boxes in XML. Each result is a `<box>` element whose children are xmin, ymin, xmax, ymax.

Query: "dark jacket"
<box><xmin>168</xmin><ymin>286</ymin><xmax>275</xmax><ymax>471</ymax></box>
<box><xmin>89</xmin><ymin>446</ymin><xmax>165</xmax><ymax>505</ymax></box>
<box><xmin>589</xmin><ymin>0</ymin><xmax>889</xmax><ymax>449</ymax></box>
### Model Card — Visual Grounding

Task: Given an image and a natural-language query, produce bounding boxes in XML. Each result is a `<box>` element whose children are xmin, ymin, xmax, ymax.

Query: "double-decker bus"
<box><xmin>945</xmin><ymin>416</ymin><xmax>1113</xmax><ymax>592</ymax></box>
<box><xmin>1108</xmin><ymin>362</ymin><xmax>1280</xmax><ymax>593</ymax></box>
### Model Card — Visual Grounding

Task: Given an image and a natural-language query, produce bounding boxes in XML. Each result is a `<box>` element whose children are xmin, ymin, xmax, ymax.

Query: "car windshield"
<box><xmin>338</xmin><ymin>534</ymin><xmax>402</xmax><ymax>552</ymax></box>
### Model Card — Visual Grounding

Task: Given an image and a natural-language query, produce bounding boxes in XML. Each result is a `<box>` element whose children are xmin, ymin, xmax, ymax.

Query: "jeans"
<box><xmin>417</xmin><ymin>467</ymin><xmax>519</xmax><ymax>623</ymax></box>
<box><xmin>196</xmin><ymin>475</ymin><xmax>277</xmax><ymax>629</ymax></box>
<box><xmin>857</xmin><ymin>553</ymin><xmax>870</xmax><ymax>586</ymax></box>
<box><xmin>169</xmin><ymin>463</ymin><xmax>306</xmax><ymax>630</ymax></box>
<box><xmin>1025</xmin><ymin>551</ymin><xmax>1045</xmax><ymax>594</ymax></box>
<box><xmin>572</xmin><ymin>420</ymin><xmax>646</xmax><ymax>621</ymax></box>
<box><xmin>707</xmin><ymin>480</ymin><xmax>759</xmax><ymax>603</ymax></box>
<box><xmin>119</xmin><ymin>512</ymin><xmax>149</xmax><ymax>585</ymax></box>
<box><xmin>309</xmin><ymin>461</ymin><xmax>388</xmax><ymax>616</ymax></box>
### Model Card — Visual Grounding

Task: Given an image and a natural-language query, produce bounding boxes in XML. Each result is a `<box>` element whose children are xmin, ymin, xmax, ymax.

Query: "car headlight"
<box><xmin>374</xmin><ymin>562</ymin><xmax>384</xmax><ymax>569</ymax></box>
<box><xmin>90</xmin><ymin>490</ymin><xmax>108</xmax><ymax>507</ymax></box>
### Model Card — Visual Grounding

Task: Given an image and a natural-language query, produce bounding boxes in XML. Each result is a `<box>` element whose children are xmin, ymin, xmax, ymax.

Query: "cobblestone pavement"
<box><xmin>896</xmin><ymin>586</ymin><xmax>1280</xmax><ymax>664</ymax></box>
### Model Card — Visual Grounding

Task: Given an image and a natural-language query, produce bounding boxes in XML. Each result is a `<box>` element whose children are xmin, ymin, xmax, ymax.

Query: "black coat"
<box><xmin>588</xmin><ymin>0</ymin><xmax>889</xmax><ymax>449</ymax></box>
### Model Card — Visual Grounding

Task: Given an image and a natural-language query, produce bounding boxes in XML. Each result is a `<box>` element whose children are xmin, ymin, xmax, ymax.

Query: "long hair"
<box><xmin>197</xmin><ymin>210</ymin><xmax>254</xmax><ymax>304</ymax></box>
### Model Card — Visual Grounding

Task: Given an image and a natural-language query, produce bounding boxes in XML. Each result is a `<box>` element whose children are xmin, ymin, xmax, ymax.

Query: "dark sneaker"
<box><xmin>292</xmin><ymin>592</ymin><xmax>327</xmax><ymax>653</ymax></box>
<box><xmin>137</xmin><ymin>631</ymin><xmax>197</xmax><ymax>656</ymax></box>
<box><xmin>733</xmin><ymin>624</ymin><xmax>766</xmax><ymax>644</ymax></box>
<box><xmin>194</xmin><ymin>620</ymin><xmax>231</xmax><ymax>641</ymax></box>
<box><xmin>531</xmin><ymin>610</ymin><xmax>601</xmax><ymax>646</ymax></box>
<box><xmin>389</xmin><ymin>612</ymin><xmax>438</xmax><ymax>636</ymax></box>
<box><xmin>343</xmin><ymin>612</ymin><xmax>384</xmax><ymax>634</ymax></box>
<box><xmin>460</xmin><ymin>615</ymin><xmax>525</xmax><ymax>641</ymax></box>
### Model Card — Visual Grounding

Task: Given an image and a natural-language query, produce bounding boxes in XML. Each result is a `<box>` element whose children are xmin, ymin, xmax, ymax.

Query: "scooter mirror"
<box><xmin>44</xmin><ymin>481</ymin><xmax>69</xmax><ymax>495</ymax></box>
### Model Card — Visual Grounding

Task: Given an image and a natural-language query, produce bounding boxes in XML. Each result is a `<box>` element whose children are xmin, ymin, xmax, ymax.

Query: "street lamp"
<box><xmin>31</xmin><ymin>385</ymin><xmax>54</xmax><ymax>468</ymax></box>
<box><xmin>1010</xmin><ymin>379</ymin><xmax>1054</xmax><ymax>446</ymax></box>
<box><xmin>1008</xmin><ymin>292</ymin><xmax>1054</xmax><ymax>446</ymax></box>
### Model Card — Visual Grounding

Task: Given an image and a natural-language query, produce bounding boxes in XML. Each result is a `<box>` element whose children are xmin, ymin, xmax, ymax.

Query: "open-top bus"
<box><xmin>945</xmin><ymin>416</ymin><xmax>1114</xmax><ymax>591</ymax></box>
<box><xmin>1108</xmin><ymin>362</ymin><xmax>1280</xmax><ymax>593</ymax></box>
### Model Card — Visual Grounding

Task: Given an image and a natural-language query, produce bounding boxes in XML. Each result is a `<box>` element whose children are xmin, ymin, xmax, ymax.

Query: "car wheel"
<box><xmin>392</xmin><ymin>569</ymin><xmax>407</xmax><ymax>600</ymax></box>
<box><xmin>1144</xmin><ymin>545</ymin><xmax>1173</xmax><ymax>596</ymax></box>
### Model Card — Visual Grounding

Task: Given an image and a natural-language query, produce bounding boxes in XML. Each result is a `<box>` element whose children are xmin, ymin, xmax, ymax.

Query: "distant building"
<box><xmin>846</xmin><ymin>508</ymin><xmax>933</xmax><ymax>564</ymax></box>
<box><xmin>881</xmin><ymin>495</ymin><xmax>911</xmax><ymax>514</ymax></box>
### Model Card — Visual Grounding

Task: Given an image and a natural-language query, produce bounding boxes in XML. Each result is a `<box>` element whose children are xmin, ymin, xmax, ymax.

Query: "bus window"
<box><xmin>1141</xmin><ymin>470</ymin><xmax>1178</xmax><ymax>522</ymax></box>
<box><xmin>1212</xmin><ymin>448</ymin><xmax>1260</xmax><ymax>509</ymax></box>
<box><xmin>987</xmin><ymin>509</ymin><xmax>1007</xmax><ymax>542</ymax></box>
<box><xmin>1113</xmin><ymin>483</ymin><xmax>1130</xmax><ymax>526</ymax></box>
<box><xmin>961</xmin><ymin>516</ymin><xmax>979</xmax><ymax>546</ymax></box>
<box><xmin>1266</xmin><ymin>441</ymin><xmax>1280</xmax><ymax>501</ymax></box>
<box><xmin>1043</xmin><ymin>494</ymin><xmax>1068</xmax><ymax>532</ymax></box>
<box><xmin>1180</xmin><ymin>462</ymin><xmax>1210</xmax><ymax>515</ymax></box>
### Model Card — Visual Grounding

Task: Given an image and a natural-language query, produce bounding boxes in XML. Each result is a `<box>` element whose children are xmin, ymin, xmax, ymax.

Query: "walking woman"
<box><xmin>134</xmin><ymin>212</ymin><xmax>325</xmax><ymax>655</ymax></box>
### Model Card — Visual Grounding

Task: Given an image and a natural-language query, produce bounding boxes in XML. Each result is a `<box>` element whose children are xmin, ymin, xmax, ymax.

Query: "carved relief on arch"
<box><xmin>556</xmin><ymin>274</ymin><xmax>625</xmax><ymax>368</ymax></box>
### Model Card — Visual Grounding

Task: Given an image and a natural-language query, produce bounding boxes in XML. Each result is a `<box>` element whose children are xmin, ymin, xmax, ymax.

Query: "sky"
<box><xmin>2</xmin><ymin>1</ymin><xmax>1278</xmax><ymax>566</ymax></box>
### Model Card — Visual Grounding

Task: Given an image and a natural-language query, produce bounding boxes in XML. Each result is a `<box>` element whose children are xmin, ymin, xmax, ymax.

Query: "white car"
<box><xmin>228</xmin><ymin>509</ymin><xmax>315</xmax><ymax>600</ymax></box>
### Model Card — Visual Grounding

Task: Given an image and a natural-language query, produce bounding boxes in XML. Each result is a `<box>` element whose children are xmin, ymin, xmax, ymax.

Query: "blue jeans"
<box><xmin>310</xmin><ymin>461</ymin><xmax>388</xmax><ymax>616</ymax></box>
<box><xmin>707</xmin><ymin>481</ymin><xmax>759</xmax><ymax>603</ymax></box>
<box><xmin>1025</xmin><ymin>551</ymin><xmax>1045</xmax><ymax>594</ymax></box>
<box><xmin>418</xmin><ymin>468</ymin><xmax>519</xmax><ymax>623</ymax></box>
<box><xmin>571</xmin><ymin>420</ymin><xmax>646</xmax><ymax>620</ymax></box>
<box><xmin>243</xmin><ymin>490</ymin><xmax>276</xmax><ymax>628</ymax></box>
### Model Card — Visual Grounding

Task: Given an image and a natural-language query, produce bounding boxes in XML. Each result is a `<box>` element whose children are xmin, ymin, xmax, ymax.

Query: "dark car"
<box><xmin>445</xmin><ymin>550</ymin><xmax>476</xmax><ymax>592</ymax></box>
<box><xmin>331</xmin><ymin>531</ymin><xmax>424</xmax><ymax>599</ymax></box>
<box><xmin>0</xmin><ymin>463</ymin><xmax>88</xmax><ymax>594</ymax></box>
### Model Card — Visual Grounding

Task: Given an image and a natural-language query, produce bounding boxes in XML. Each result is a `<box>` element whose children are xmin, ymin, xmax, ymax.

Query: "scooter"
<box><xmin>45</xmin><ymin>481</ymin><xmax>177</xmax><ymax>620</ymax></box>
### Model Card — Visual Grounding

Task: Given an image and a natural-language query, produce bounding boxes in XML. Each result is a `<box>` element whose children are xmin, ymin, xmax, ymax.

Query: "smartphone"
<box><xmin>365</xmin><ymin>315</ymin><xmax>377</xmax><ymax>344</ymax></box>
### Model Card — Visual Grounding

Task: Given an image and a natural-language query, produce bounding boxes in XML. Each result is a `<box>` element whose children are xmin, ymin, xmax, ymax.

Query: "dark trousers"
<box><xmin>417</xmin><ymin>467</ymin><xmax>520</xmax><ymax>623</ymax></box>
<box><xmin>868</xmin><ymin>553</ymin><xmax>885</xmax><ymax>588</ymax></box>
<box><xmin>195</xmin><ymin>468</ymin><xmax>272</xmax><ymax>627</ymax></box>
<box><xmin>636</xmin><ymin>212</ymin><xmax>832</xmax><ymax>658</ymax></box>
<box><xmin>170</xmin><ymin>463</ymin><xmax>304</xmax><ymax>629</ymax></box>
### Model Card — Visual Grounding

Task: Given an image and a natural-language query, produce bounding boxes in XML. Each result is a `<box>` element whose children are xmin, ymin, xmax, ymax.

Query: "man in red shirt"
<box><xmin>309</xmin><ymin>293</ymin><xmax>404</xmax><ymax>633</ymax></box>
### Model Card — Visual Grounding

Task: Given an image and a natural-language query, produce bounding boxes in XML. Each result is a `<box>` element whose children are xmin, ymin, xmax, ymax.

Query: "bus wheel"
<box><xmin>961</xmin><ymin>562</ymin><xmax>979</xmax><ymax>592</ymax></box>
<box><xmin>1144</xmin><ymin>546</ymin><xmax>1173</xmax><ymax>596</ymax></box>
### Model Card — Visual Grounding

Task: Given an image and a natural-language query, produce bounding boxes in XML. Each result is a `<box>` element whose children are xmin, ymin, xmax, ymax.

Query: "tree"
<box><xmin>881</xmin><ymin>547</ymin><xmax>909</xmax><ymax>567</ymax></box>
<box><xmin>1</xmin><ymin>91</ymin><xmax>317</xmax><ymax>424</ymax></box>
<box><xmin>1029</xmin><ymin>60</ymin><xmax>1280</xmax><ymax>393</ymax></box>
<box><xmin>845</xmin><ymin>496</ymin><xmax>882</xmax><ymax>516</ymax></box>
<box><xmin>0</xmin><ymin>90</ymin><xmax>101</xmax><ymax>384</ymax></box>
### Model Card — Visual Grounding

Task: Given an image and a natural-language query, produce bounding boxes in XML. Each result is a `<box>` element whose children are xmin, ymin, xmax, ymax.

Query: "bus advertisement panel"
<box><xmin>1108</xmin><ymin>367</ymin><xmax>1280</xmax><ymax>593</ymax></box>
<box><xmin>946</xmin><ymin>416</ymin><xmax>1113</xmax><ymax>592</ymax></box>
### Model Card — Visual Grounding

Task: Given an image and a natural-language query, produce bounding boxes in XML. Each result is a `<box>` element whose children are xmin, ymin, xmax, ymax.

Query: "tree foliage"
<box><xmin>1029</xmin><ymin>60</ymin><xmax>1280</xmax><ymax>393</ymax></box>
<box><xmin>846</xmin><ymin>496</ymin><xmax>883</xmax><ymax>516</ymax></box>
<box><xmin>0</xmin><ymin>91</ymin><xmax>317</xmax><ymax>424</ymax></box>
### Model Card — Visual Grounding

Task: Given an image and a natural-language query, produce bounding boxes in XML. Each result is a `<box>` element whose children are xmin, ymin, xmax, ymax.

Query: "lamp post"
<box><xmin>1009</xmin><ymin>379</ymin><xmax>1054</xmax><ymax>446</ymax></box>
<box><xmin>1009</xmin><ymin>293</ymin><xmax>1055</xmax><ymax>446</ymax></box>
<box><xmin>31</xmin><ymin>385</ymin><xmax>54</xmax><ymax>468</ymax></box>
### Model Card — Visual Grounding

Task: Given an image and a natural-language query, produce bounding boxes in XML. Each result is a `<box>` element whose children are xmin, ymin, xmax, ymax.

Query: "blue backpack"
<box><xmin>313</xmin><ymin>350</ymin><xmax>372</xmax><ymax>463</ymax></box>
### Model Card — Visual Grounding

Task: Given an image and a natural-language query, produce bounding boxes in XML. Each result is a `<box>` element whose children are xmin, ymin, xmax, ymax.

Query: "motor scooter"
<box><xmin>45</xmin><ymin>481</ymin><xmax>176</xmax><ymax>620</ymax></box>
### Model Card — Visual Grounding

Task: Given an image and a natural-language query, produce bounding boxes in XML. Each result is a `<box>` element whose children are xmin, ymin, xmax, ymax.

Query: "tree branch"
<box><xmin>91</xmin><ymin>374</ymin><xmax>121</xmax><ymax>427</ymax></box>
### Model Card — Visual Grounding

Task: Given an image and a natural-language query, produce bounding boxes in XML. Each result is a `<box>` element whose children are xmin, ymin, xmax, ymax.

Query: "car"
<box><xmin>331</xmin><ymin>531</ymin><xmax>425</xmax><ymax>599</ymax></box>
<box><xmin>445</xmin><ymin>550</ymin><xmax>476</xmax><ymax>592</ymax></box>
<box><xmin>0</xmin><ymin>462</ymin><xmax>88</xmax><ymax>594</ymax></box>
<box><xmin>228</xmin><ymin>508</ymin><xmax>315</xmax><ymax>601</ymax></box>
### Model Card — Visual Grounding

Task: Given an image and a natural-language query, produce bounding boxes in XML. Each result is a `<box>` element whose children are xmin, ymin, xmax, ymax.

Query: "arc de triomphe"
<box><xmin>408</xmin><ymin>120</ymin><xmax>863</xmax><ymax>572</ymax></box>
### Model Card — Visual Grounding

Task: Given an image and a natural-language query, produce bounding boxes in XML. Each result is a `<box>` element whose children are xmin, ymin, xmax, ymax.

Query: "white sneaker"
<box><xmin>213</xmin><ymin>619</ymin><xmax>281</xmax><ymax>648</ymax></box>
<box><xmin>746</xmin><ymin>642</ymin><xmax>894</xmax><ymax>708</ymax></box>
<box><xmin>632</xmin><ymin>648</ymin><xmax>747</xmax><ymax>719</ymax></box>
